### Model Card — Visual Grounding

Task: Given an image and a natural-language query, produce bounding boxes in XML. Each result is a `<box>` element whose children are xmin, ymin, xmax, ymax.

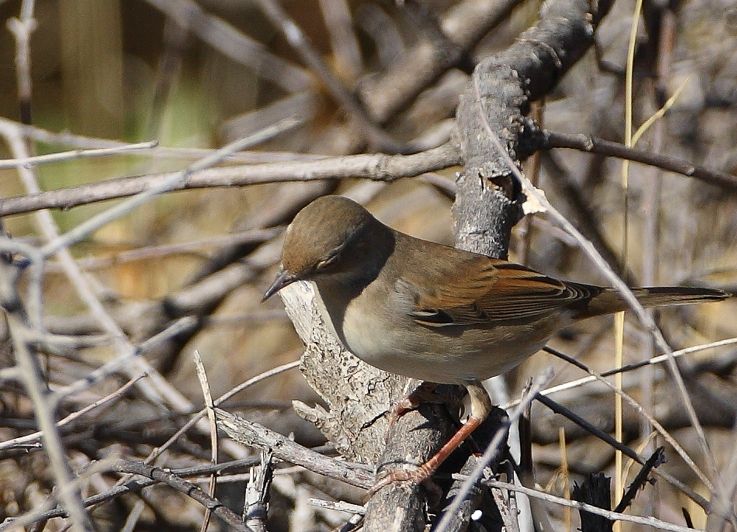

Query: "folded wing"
<box><xmin>401</xmin><ymin>257</ymin><xmax>601</xmax><ymax>327</ymax></box>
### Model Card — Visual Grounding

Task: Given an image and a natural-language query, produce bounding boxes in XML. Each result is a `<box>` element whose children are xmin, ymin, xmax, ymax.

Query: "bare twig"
<box><xmin>537</xmin><ymin>129</ymin><xmax>737</xmax><ymax>192</ymax></box>
<box><xmin>470</xmin><ymin>478</ymin><xmax>697</xmax><ymax>532</ymax></box>
<box><xmin>192</xmin><ymin>350</ymin><xmax>218</xmax><ymax>532</ymax></box>
<box><xmin>0</xmin><ymin>374</ymin><xmax>143</xmax><ymax>451</ymax></box>
<box><xmin>40</xmin><ymin>118</ymin><xmax>300</xmax><ymax>257</ymax></box>
<box><xmin>318</xmin><ymin>0</ymin><xmax>362</xmax><ymax>81</ymax></box>
<box><xmin>6</xmin><ymin>0</ymin><xmax>36</xmax><ymax>124</ymax></box>
<box><xmin>533</xmin><ymin>382</ymin><xmax>709</xmax><ymax>510</ymax></box>
<box><xmin>435</xmin><ymin>370</ymin><xmax>554</xmax><ymax>532</ymax></box>
<box><xmin>0</xmin><ymin>456</ymin><xmax>120</xmax><ymax>531</ymax></box>
<box><xmin>613</xmin><ymin>447</ymin><xmax>666</xmax><ymax>513</ymax></box>
<box><xmin>114</xmin><ymin>460</ymin><xmax>251</xmax><ymax>532</ymax></box>
<box><xmin>521</xmin><ymin>337</ymin><xmax>737</xmax><ymax>402</ymax></box>
<box><xmin>0</xmin><ymin>262</ymin><xmax>92</xmax><ymax>531</ymax></box>
<box><xmin>120</xmin><ymin>501</ymin><xmax>146</xmax><ymax>532</ymax></box>
<box><xmin>44</xmin><ymin>228</ymin><xmax>282</xmax><ymax>272</ymax></box>
<box><xmin>142</xmin><ymin>0</ymin><xmax>310</xmax><ymax>93</ymax></box>
<box><xmin>54</xmin><ymin>317</ymin><xmax>195</xmax><ymax>399</ymax></box>
<box><xmin>308</xmin><ymin>498</ymin><xmax>365</xmax><ymax>515</ymax></box>
<box><xmin>244</xmin><ymin>450</ymin><xmax>274</xmax><ymax>532</ymax></box>
<box><xmin>143</xmin><ymin>360</ymin><xmax>300</xmax><ymax>466</ymax></box>
<box><xmin>253</xmin><ymin>0</ymin><xmax>401</xmax><ymax>152</ymax></box>
<box><xmin>0</xmin><ymin>140</ymin><xmax>158</xmax><ymax>169</ymax></box>
<box><xmin>216</xmin><ymin>409</ymin><xmax>374</xmax><ymax>490</ymax></box>
<box><xmin>0</xmin><ymin>117</ymin><xmax>329</xmax><ymax>162</ymax></box>
<box><xmin>0</xmin><ymin>141</ymin><xmax>461</xmax><ymax>217</ymax></box>
<box><xmin>9</xmin><ymin>451</ymin><xmax>334</xmax><ymax>527</ymax></box>
<box><xmin>359</xmin><ymin>0</ymin><xmax>524</xmax><ymax>123</ymax></box>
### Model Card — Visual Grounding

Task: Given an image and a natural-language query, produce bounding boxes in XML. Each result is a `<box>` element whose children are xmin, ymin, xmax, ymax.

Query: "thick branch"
<box><xmin>365</xmin><ymin>0</ymin><xmax>616</xmax><ymax>530</ymax></box>
<box><xmin>455</xmin><ymin>0</ymin><xmax>614</xmax><ymax>256</ymax></box>
<box><xmin>359</xmin><ymin>0</ymin><xmax>523</xmax><ymax>124</ymax></box>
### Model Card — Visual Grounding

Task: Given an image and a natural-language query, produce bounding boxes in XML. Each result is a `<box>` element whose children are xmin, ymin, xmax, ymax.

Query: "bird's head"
<box><xmin>262</xmin><ymin>196</ymin><xmax>381</xmax><ymax>301</ymax></box>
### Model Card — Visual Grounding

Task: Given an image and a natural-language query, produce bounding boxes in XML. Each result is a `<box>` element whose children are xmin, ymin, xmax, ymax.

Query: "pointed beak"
<box><xmin>262</xmin><ymin>269</ymin><xmax>297</xmax><ymax>302</ymax></box>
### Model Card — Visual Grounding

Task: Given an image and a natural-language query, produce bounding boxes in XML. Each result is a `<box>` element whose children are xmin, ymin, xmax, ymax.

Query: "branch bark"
<box><xmin>0</xmin><ymin>143</ymin><xmax>461</xmax><ymax>217</ymax></box>
<box><xmin>365</xmin><ymin>0</ymin><xmax>615</xmax><ymax>529</ymax></box>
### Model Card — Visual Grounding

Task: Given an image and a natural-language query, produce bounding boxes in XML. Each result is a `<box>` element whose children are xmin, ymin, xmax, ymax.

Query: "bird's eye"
<box><xmin>316</xmin><ymin>254</ymin><xmax>338</xmax><ymax>270</ymax></box>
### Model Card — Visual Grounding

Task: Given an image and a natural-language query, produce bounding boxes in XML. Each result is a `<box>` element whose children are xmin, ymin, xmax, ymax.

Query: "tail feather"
<box><xmin>571</xmin><ymin>286</ymin><xmax>729</xmax><ymax>320</ymax></box>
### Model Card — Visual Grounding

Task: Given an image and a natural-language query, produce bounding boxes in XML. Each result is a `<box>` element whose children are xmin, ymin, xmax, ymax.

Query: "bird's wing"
<box><xmin>401</xmin><ymin>257</ymin><xmax>601</xmax><ymax>327</ymax></box>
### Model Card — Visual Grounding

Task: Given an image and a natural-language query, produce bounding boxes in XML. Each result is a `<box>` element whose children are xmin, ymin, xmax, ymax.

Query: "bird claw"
<box><xmin>386</xmin><ymin>382</ymin><xmax>442</xmax><ymax>430</ymax></box>
<box><xmin>364</xmin><ymin>464</ymin><xmax>435</xmax><ymax>502</ymax></box>
<box><xmin>386</xmin><ymin>398</ymin><xmax>419</xmax><ymax>428</ymax></box>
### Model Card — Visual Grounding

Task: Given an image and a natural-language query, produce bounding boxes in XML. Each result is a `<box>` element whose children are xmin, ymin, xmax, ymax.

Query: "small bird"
<box><xmin>263</xmin><ymin>195</ymin><xmax>728</xmax><ymax>490</ymax></box>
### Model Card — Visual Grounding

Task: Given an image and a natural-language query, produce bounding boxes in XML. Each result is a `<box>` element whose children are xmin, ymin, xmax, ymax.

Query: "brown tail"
<box><xmin>572</xmin><ymin>286</ymin><xmax>729</xmax><ymax>320</ymax></box>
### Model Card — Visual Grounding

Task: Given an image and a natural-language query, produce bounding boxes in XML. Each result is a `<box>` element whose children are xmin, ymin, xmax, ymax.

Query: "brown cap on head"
<box><xmin>262</xmin><ymin>196</ymin><xmax>376</xmax><ymax>300</ymax></box>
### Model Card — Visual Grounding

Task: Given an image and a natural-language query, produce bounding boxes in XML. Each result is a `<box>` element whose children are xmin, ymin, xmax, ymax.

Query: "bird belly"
<box><xmin>338</xmin><ymin>297</ymin><xmax>558</xmax><ymax>384</ymax></box>
<box><xmin>314</xmin><ymin>279</ymin><xmax>560</xmax><ymax>384</ymax></box>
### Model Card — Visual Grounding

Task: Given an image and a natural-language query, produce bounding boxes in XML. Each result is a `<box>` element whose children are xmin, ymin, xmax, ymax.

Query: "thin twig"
<box><xmin>40</xmin><ymin>118</ymin><xmax>300</xmax><ymax>257</ymax></box>
<box><xmin>0</xmin><ymin>262</ymin><xmax>92</xmax><ymax>531</ymax></box>
<box><xmin>533</xmin><ymin>387</ymin><xmax>709</xmax><ymax>510</ymax></box>
<box><xmin>254</xmin><ymin>0</ymin><xmax>401</xmax><ymax>152</ymax></box>
<box><xmin>538</xmin><ymin>129</ymin><xmax>737</xmax><ymax>192</ymax></box>
<box><xmin>142</xmin><ymin>360</ymin><xmax>300</xmax><ymax>466</ymax></box>
<box><xmin>0</xmin><ymin>374</ymin><xmax>143</xmax><ymax>451</ymax></box>
<box><xmin>0</xmin><ymin>140</ymin><xmax>158</xmax><ymax>169</ymax></box>
<box><xmin>613</xmin><ymin>447</ymin><xmax>666</xmax><ymax>513</ymax></box>
<box><xmin>192</xmin><ymin>350</ymin><xmax>218</xmax><ymax>532</ymax></box>
<box><xmin>54</xmin><ymin>316</ymin><xmax>196</xmax><ymax>399</ymax></box>
<box><xmin>318</xmin><ymin>0</ymin><xmax>362</xmax><ymax>80</ymax></box>
<box><xmin>0</xmin><ymin>116</ymin><xmax>328</xmax><ymax>161</ymax></box>
<box><xmin>435</xmin><ymin>369</ymin><xmax>554</xmax><ymax>532</ymax></box>
<box><xmin>0</xmin><ymin>456</ymin><xmax>120</xmax><ymax>531</ymax></box>
<box><xmin>44</xmin><ymin>228</ymin><xmax>282</xmax><ymax>272</ymax></box>
<box><xmin>143</xmin><ymin>0</ymin><xmax>310</xmax><ymax>93</ymax></box>
<box><xmin>6</xmin><ymin>0</ymin><xmax>36</xmax><ymax>124</ymax></box>
<box><xmin>309</xmin><ymin>498</ymin><xmax>365</xmax><ymax>515</ymax></box>
<box><xmin>216</xmin><ymin>409</ymin><xmax>375</xmax><ymax>490</ymax></box>
<box><xmin>6</xmin><ymin>449</ymin><xmax>335</xmax><ymax>527</ymax></box>
<box><xmin>468</xmin><ymin>478</ymin><xmax>697</xmax><ymax>532</ymax></box>
<box><xmin>120</xmin><ymin>501</ymin><xmax>146</xmax><ymax>532</ymax></box>
<box><xmin>517</xmin><ymin>337</ymin><xmax>737</xmax><ymax>402</ymax></box>
<box><xmin>113</xmin><ymin>460</ymin><xmax>251</xmax><ymax>532</ymax></box>
<box><xmin>474</xmin><ymin>75</ymin><xmax>723</xmax><ymax>501</ymax></box>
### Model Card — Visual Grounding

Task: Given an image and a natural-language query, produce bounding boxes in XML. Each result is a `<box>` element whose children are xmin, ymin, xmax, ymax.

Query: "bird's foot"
<box><xmin>365</xmin><ymin>462</ymin><xmax>439</xmax><ymax>501</ymax></box>
<box><xmin>387</xmin><ymin>382</ymin><xmax>441</xmax><ymax>428</ymax></box>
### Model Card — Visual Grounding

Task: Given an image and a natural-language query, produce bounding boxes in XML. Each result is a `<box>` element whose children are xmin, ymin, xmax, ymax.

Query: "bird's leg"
<box><xmin>387</xmin><ymin>381</ymin><xmax>439</xmax><ymax>427</ymax></box>
<box><xmin>369</xmin><ymin>381</ymin><xmax>492</xmax><ymax>496</ymax></box>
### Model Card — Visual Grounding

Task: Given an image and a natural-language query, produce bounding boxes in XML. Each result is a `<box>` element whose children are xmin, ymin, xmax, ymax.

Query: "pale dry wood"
<box><xmin>215</xmin><ymin>408</ymin><xmax>374</xmax><ymax>490</ymax></box>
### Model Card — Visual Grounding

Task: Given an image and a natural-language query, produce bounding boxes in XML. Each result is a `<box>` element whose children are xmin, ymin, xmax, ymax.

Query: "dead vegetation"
<box><xmin>1</xmin><ymin>0</ymin><xmax>737</xmax><ymax>530</ymax></box>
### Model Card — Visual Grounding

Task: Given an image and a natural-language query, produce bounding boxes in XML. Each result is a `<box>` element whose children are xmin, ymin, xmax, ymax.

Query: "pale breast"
<box><xmin>315</xmin><ymin>278</ymin><xmax>564</xmax><ymax>384</ymax></box>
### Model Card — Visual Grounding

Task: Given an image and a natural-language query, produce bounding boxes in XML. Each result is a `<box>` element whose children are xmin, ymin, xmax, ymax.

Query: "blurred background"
<box><xmin>1</xmin><ymin>0</ymin><xmax>737</xmax><ymax>530</ymax></box>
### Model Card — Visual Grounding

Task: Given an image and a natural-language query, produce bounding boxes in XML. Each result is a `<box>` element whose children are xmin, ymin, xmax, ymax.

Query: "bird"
<box><xmin>263</xmin><ymin>194</ymin><xmax>729</xmax><ymax>491</ymax></box>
